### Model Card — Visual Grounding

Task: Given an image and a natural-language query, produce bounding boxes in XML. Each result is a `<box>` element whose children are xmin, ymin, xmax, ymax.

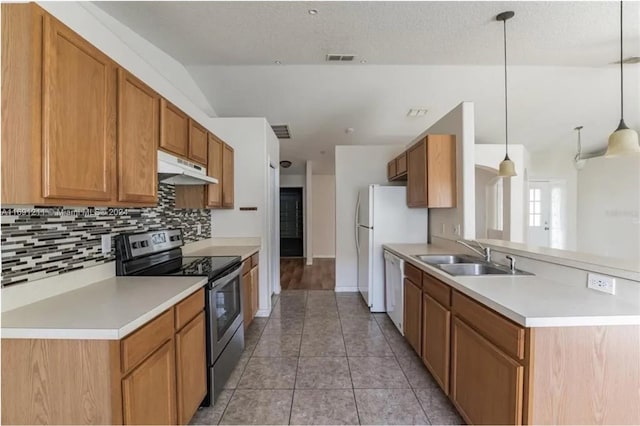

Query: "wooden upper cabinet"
<box><xmin>42</xmin><ymin>15</ymin><xmax>116</xmax><ymax>201</ymax></box>
<box><xmin>387</xmin><ymin>160</ymin><xmax>397</xmax><ymax>180</ymax></box>
<box><xmin>222</xmin><ymin>143</ymin><xmax>234</xmax><ymax>208</ymax></box>
<box><xmin>396</xmin><ymin>152</ymin><xmax>408</xmax><ymax>176</ymax></box>
<box><xmin>451</xmin><ymin>317</ymin><xmax>524</xmax><ymax>425</ymax></box>
<box><xmin>117</xmin><ymin>69</ymin><xmax>158</xmax><ymax>205</ymax></box>
<box><xmin>407</xmin><ymin>140</ymin><xmax>427</xmax><ymax>206</ymax></box>
<box><xmin>407</xmin><ymin>135</ymin><xmax>456</xmax><ymax>208</ymax></box>
<box><xmin>160</xmin><ymin>99</ymin><xmax>189</xmax><ymax>157</ymax></box>
<box><xmin>188</xmin><ymin>119</ymin><xmax>208</xmax><ymax>166</ymax></box>
<box><xmin>207</xmin><ymin>134</ymin><xmax>224</xmax><ymax>208</ymax></box>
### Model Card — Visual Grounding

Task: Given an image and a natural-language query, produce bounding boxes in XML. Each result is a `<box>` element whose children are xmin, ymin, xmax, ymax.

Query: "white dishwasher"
<box><xmin>384</xmin><ymin>250</ymin><xmax>404</xmax><ymax>335</ymax></box>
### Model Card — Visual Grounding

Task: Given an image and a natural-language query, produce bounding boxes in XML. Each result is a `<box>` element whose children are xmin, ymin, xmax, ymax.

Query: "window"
<box><xmin>529</xmin><ymin>188</ymin><xmax>541</xmax><ymax>227</ymax></box>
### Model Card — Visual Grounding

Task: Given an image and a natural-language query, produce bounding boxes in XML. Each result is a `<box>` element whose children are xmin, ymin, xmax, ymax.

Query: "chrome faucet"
<box><xmin>456</xmin><ymin>240</ymin><xmax>492</xmax><ymax>262</ymax></box>
<box><xmin>506</xmin><ymin>255</ymin><xmax>516</xmax><ymax>273</ymax></box>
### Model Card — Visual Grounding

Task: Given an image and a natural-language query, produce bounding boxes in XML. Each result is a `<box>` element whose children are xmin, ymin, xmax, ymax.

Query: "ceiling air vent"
<box><xmin>326</xmin><ymin>54</ymin><xmax>356</xmax><ymax>62</ymax></box>
<box><xmin>271</xmin><ymin>124</ymin><xmax>291</xmax><ymax>139</ymax></box>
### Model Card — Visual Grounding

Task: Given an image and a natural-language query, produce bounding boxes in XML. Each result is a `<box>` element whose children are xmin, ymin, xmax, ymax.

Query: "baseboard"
<box><xmin>335</xmin><ymin>286</ymin><xmax>359</xmax><ymax>292</ymax></box>
<box><xmin>255</xmin><ymin>308</ymin><xmax>271</xmax><ymax>317</ymax></box>
<box><xmin>313</xmin><ymin>255</ymin><xmax>335</xmax><ymax>259</ymax></box>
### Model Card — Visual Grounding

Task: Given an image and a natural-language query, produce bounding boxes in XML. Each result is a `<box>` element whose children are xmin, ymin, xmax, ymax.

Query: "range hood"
<box><xmin>158</xmin><ymin>150</ymin><xmax>218</xmax><ymax>185</ymax></box>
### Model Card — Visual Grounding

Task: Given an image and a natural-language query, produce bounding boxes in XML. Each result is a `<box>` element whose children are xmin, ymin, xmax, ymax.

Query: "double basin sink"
<box><xmin>413</xmin><ymin>254</ymin><xmax>533</xmax><ymax>276</ymax></box>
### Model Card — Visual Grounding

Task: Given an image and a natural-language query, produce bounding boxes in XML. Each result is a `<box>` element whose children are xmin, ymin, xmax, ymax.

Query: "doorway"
<box><xmin>280</xmin><ymin>187</ymin><xmax>304</xmax><ymax>257</ymax></box>
<box><xmin>528</xmin><ymin>180</ymin><xmax>567</xmax><ymax>249</ymax></box>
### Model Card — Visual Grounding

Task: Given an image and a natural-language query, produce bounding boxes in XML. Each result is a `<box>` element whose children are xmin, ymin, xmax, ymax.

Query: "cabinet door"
<box><xmin>222</xmin><ymin>144</ymin><xmax>234</xmax><ymax>208</ymax></box>
<box><xmin>451</xmin><ymin>317</ymin><xmax>524</xmax><ymax>425</ymax></box>
<box><xmin>406</xmin><ymin>139</ymin><xmax>427</xmax><ymax>207</ymax></box>
<box><xmin>188</xmin><ymin>120</ymin><xmax>208</xmax><ymax>166</ymax></box>
<box><xmin>427</xmin><ymin>135</ymin><xmax>456</xmax><ymax>208</ymax></box>
<box><xmin>160</xmin><ymin>99</ymin><xmax>188</xmax><ymax>157</ymax></box>
<box><xmin>396</xmin><ymin>153</ymin><xmax>408</xmax><ymax>176</ymax></box>
<box><xmin>251</xmin><ymin>266</ymin><xmax>259</xmax><ymax>317</ymax></box>
<box><xmin>403</xmin><ymin>278</ymin><xmax>422</xmax><ymax>356</ymax></box>
<box><xmin>207</xmin><ymin>135</ymin><xmax>223</xmax><ymax>208</ymax></box>
<box><xmin>117</xmin><ymin>69</ymin><xmax>158</xmax><ymax>204</ymax></box>
<box><xmin>242</xmin><ymin>271</ymin><xmax>252</xmax><ymax>331</ymax></box>
<box><xmin>175</xmin><ymin>311</ymin><xmax>207</xmax><ymax>425</ymax></box>
<box><xmin>422</xmin><ymin>293</ymin><xmax>451</xmax><ymax>394</ymax></box>
<box><xmin>42</xmin><ymin>16</ymin><xmax>116</xmax><ymax>201</ymax></box>
<box><xmin>122</xmin><ymin>340</ymin><xmax>177</xmax><ymax>425</ymax></box>
<box><xmin>387</xmin><ymin>160</ymin><xmax>397</xmax><ymax>180</ymax></box>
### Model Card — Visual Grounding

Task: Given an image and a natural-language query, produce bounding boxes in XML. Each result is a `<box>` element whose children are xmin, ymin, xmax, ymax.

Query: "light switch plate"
<box><xmin>587</xmin><ymin>273</ymin><xmax>616</xmax><ymax>295</ymax></box>
<box><xmin>101</xmin><ymin>234</ymin><xmax>111</xmax><ymax>255</ymax></box>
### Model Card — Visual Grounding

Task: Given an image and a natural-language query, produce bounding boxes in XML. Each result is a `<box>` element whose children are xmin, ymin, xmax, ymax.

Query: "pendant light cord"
<box><xmin>503</xmin><ymin>18</ymin><xmax>509</xmax><ymax>157</ymax></box>
<box><xmin>620</xmin><ymin>0</ymin><xmax>624</xmax><ymax>121</ymax></box>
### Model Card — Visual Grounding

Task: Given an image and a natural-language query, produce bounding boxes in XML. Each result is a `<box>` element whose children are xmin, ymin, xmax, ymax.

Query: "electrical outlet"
<box><xmin>197</xmin><ymin>224</ymin><xmax>202</xmax><ymax>235</ymax></box>
<box><xmin>587</xmin><ymin>273</ymin><xmax>616</xmax><ymax>295</ymax></box>
<box><xmin>101</xmin><ymin>234</ymin><xmax>111</xmax><ymax>255</ymax></box>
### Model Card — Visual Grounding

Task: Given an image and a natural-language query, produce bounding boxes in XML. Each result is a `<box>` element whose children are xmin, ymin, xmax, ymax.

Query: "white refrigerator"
<box><xmin>356</xmin><ymin>185</ymin><xmax>428</xmax><ymax>312</ymax></box>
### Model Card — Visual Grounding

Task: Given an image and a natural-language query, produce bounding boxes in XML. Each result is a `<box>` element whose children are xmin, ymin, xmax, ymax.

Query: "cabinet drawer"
<box><xmin>452</xmin><ymin>291</ymin><xmax>525</xmax><ymax>360</ymax></box>
<box><xmin>175</xmin><ymin>288</ymin><xmax>204</xmax><ymax>330</ymax></box>
<box><xmin>251</xmin><ymin>253</ymin><xmax>259</xmax><ymax>268</ymax></box>
<box><xmin>121</xmin><ymin>308</ymin><xmax>174</xmax><ymax>373</ymax></box>
<box><xmin>242</xmin><ymin>259</ymin><xmax>251</xmax><ymax>276</ymax></box>
<box><xmin>422</xmin><ymin>273</ymin><xmax>451</xmax><ymax>308</ymax></box>
<box><xmin>404</xmin><ymin>262</ymin><xmax>422</xmax><ymax>288</ymax></box>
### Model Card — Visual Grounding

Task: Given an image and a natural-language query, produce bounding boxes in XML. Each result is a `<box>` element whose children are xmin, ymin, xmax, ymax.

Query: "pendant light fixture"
<box><xmin>497</xmin><ymin>11</ymin><xmax>517</xmax><ymax>177</ymax></box>
<box><xmin>605</xmin><ymin>1</ymin><xmax>639</xmax><ymax>156</ymax></box>
<box><xmin>574</xmin><ymin>126</ymin><xmax>586</xmax><ymax>170</ymax></box>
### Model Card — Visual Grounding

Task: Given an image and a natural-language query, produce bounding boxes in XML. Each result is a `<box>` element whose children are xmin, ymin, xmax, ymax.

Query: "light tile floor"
<box><xmin>191</xmin><ymin>290</ymin><xmax>464</xmax><ymax>425</ymax></box>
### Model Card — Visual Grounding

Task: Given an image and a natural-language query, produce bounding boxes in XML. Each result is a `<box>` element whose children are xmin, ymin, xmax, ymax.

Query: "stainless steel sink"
<box><xmin>438</xmin><ymin>262</ymin><xmax>533</xmax><ymax>276</ymax></box>
<box><xmin>413</xmin><ymin>254</ymin><xmax>479</xmax><ymax>264</ymax></box>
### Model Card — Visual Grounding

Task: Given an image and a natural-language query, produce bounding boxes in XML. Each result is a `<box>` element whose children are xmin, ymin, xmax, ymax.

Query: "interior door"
<box><xmin>357</xmin><ymin>225</ymin><xmax>372</xmax><ymax>306</ymax></box>
<box><xmin>527</xmin><ymin>182</ymin><xmax>551</xmax><ymax>247</ymax></box>
<box><xmin>280</xmin><ymin>188</ymin><xmax>304</xmax><ymax>257</ymax></box>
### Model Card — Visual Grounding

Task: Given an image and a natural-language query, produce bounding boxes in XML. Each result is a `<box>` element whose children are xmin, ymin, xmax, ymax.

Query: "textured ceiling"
<box><xmin>95</xmin><ymin>1</ymin><xmax>640</xmax><ymax>67</ymax></box>
<box><xmin>94</xmin><ymin>1</ymin><xmax>640</xmax><ymax>174</ymax></box>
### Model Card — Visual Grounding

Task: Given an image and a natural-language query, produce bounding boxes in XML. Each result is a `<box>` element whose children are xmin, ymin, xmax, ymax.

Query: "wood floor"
<box><xmin>280</xmin><ymin>258</ymin><xmax>335</xmax><ymax>290</ymax></box>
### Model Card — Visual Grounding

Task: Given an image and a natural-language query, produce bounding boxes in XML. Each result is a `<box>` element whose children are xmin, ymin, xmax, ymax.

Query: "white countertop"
<box><xmin>1</xmin><ymin>276</ymin><xmax>207</xmax><ymax>340</ymax></box>
<box><xmin>184</xmin><ymin>245</ymin><xmax>259</xmax><ymax>261</ymax></box>
<box><xmin>384</xmin><ymin>244</ymin><xmax>640</xmax><ymax>328</ymax></box>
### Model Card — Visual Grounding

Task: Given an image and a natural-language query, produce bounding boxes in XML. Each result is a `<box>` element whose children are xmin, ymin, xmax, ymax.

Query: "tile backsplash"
<box><xmin>1</xmin><ymin>183</ymin><xmax>211</xmax><ymax>287</ymax></box>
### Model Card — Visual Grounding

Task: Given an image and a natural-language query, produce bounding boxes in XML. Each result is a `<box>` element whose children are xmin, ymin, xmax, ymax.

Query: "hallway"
<box><xmin>190</xmin><ymin>290</ymin><xmax>463</xmax><ymax>425</ymax></box>
<box><xmin>280</xmin><ymin>258</ymin><xmax>335</xmax><ymax>290</ymax></box>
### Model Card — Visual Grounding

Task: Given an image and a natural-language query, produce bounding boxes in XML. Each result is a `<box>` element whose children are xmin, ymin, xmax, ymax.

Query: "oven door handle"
<box><xmin>208</xmin><ymin>263</ymin><xmax>243</xmax><ymax>290</ymax></box>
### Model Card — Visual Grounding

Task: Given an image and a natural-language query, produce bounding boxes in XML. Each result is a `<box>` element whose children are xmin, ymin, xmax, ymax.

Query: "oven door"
<box><xmin>206</xmin><ymin>263</ymin><xmax>243</xmax><ymax>361</ymax></box>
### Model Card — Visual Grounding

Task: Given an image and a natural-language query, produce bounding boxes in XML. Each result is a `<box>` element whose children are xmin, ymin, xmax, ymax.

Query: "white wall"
<box><xmin>312</xmin><ymin>175</ymin><xmax>336</xmax><ymax>258</ymax></box>
<box><xmin>528</xmin><ymin>147</ymin><xmax>578</xmax><ymax>250</ymax></box>
<box><xmin>335</xmin><ymin>145</ymin><xmax>405</xmax><ymax>291</ymax></box>
<box><xmin>280</xmin><ymin>175</ymin><xmax>305</xmax><ymax>188</ymax></box>
<box><xmin>577</xmin><ymin>155</ymin><xmax>640</xmax><ymax>261</ymax></box>
<box><xmin>475</xmin><ymin>144</ymin><xmax>527</xmax><ymax>243</ymax></box>
<box><xmin>418</xmin><ymin>102</ymin><xmax>476</xmax><ymax>242</ymax></box>
<box><xmin>208</xmin><ymin>118</ymin><xmax>280</xmax><ymax>313</ymax></box>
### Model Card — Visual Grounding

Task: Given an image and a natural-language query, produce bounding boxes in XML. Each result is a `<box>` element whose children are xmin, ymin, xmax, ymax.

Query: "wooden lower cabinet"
<box><xmin>422</xmin><ymin>293</ymin><xmax>451</xmax><ymax>394</ymax></box>
<box><xmin>451</xmin><ymin>317</ymin><xmax>524</xmax><ymax>425</ymax></box>
<box><xmin>242</xmin><ymin>256</ymin><xmax>260</xmax><ymax>330</ymax></box>
<box><xmin>122</xmin><ymin>339</ymin><xmax>177</xmax><ymax>425</ymax></box>
<box><xmin>403</xmin><ymin>277</ymin><xmax>422</xmax><ymax>356</ymax></box>
<box><xmin>175</xmin><ymin>311</ymin><xmax>207</xmax><ymax>425</ymax></box>
<box><xmin>1</xmin><ymin>290</ymin><xmax>207</xmax><ymax>425</ymax></box>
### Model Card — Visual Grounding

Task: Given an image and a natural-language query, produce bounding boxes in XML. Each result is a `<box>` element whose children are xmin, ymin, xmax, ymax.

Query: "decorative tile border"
<box><xmin>1</xmin><ymin>184</ymin><xmax>211</xmax><ymax>286</ymax></box>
